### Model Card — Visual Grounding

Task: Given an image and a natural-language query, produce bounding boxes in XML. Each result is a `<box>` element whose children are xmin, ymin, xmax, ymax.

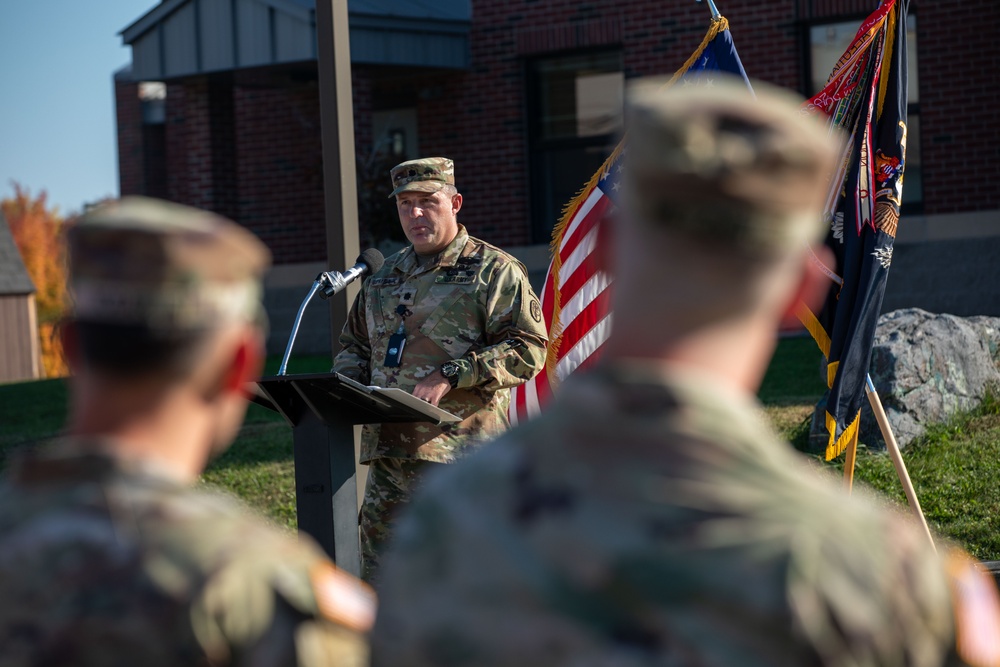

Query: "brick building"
<box><xmin>115</xmin><ymin>0</ymin><xmax>1000</xmax><ymax>350</ymax></box>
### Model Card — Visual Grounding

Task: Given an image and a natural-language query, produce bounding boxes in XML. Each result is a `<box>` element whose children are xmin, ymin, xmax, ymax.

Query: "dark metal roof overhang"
<box><xmin>119</xmin><ymin>0</ymin><xmax>471</xmax><ymax>82</ymax></box>
<box><xmin>0</xmin><ymin>213</ymin><xmax>35</xmax><ymax>297</ymax></box>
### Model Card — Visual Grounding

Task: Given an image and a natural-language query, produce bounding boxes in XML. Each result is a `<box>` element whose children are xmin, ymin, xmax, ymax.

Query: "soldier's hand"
<box><xmin>412</xmin><ymin>371</ymin><xmax>452</xmax><ymax>407</ymax></box>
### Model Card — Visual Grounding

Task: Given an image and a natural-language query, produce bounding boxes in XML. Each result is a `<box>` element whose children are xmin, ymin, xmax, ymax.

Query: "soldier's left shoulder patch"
<box><xmin>310</xmin><ymin>561</ymin><xmax>377</xmax><ymax>634</ymax></box>
<box><xmin>530</xmin><ymin>299</ymin><xmax>542</xmax><ymax>323</ymax></box>
<box><xmin>945</xmin><ymin>551</ymin><xmax>1000</xmax><ymax>667</ymax></box>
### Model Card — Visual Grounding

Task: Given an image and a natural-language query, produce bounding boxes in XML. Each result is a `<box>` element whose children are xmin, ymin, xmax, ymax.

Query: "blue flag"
<box><xmin>682</xmin><ymin>22</ymin><xmax>752</xmax><ymax>88</ymax></box>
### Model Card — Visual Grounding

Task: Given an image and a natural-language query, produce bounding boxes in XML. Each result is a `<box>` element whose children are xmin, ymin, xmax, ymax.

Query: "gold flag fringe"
<box><xmin>543</xmin><ymin>16</ymin><xmax>732</xmax><ymax>385</ymax></box>
<box><xmin>826</xmin><ymin>408</ymin><xmax>862</xmax><ymax>461</ymax></box>
<box><xmin>798</xmin><ymin>305</ymin><xmax>864</xmax><ymax>461</ymax></box>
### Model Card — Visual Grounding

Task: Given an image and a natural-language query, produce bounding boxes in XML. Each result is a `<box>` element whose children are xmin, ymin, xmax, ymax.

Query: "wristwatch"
<box><xmin>440</xmin><ymin>361</ymin><xmax>461</xmax><ymax>388</ymax></box>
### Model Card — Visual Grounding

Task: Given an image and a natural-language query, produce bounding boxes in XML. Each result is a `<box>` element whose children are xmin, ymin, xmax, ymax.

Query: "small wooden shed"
<box><xmin>0</xmin><ymin>212</ymin><xmax>40</xmax><ymax>383</ymax></box>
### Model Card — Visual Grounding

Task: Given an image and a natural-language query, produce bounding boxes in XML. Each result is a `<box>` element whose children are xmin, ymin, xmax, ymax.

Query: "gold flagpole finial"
<box><xmin>696</xmin><ymin>0</ymin><xmax>722</xmax><ymax>20</ymax></box>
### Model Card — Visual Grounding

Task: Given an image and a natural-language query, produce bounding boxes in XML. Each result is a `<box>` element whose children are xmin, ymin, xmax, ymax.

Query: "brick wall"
<box><xmin>917</xmin><ymin>0</ymin><xmax>1000</xmax><ymax>214</ymax></box>
<box><xmin>117</xmin><ymin>68</ymin><xmax>378</xmax><ymax>264</ymax></box>
<box><xmin>164</xmin><ymin>82</ymin><xmax>191</xmax><ymax>206</ymax></box>
<box><xmin>364</xmin><ymin>0</ymin><xmax>804</xmax><ymax>249</ymax></box>
<box><xmin>233</xmin><ymin>82</ymin><xmax>326</xmax><ymax>263</ymax></box>
<box><xmin>116</xmin><ymin>0</ymin><xmax>1000</xmax><ymax>264</ymax></box>
<box><xmin>115</xmin><ymin>81</ymin><xmax>144</xmax><ymax>197</ymax></box>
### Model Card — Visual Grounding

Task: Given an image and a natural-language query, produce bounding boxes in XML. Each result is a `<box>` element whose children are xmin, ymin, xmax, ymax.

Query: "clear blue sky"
<box><xmin>0</xmin><ymin>0</ymin><xmax>154</xmax><ymax>216</ymax></box>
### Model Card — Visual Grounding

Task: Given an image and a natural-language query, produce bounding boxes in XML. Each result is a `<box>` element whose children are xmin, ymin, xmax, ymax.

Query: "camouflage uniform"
<box><xmin>336</xmin><ymin>224</ymin><xmax>547</xmax><ymax>463</ymax></box>
<box><xmin>371</xmin><ymin>81</ymin><xmax>1000</xmax><ymax>664</ymax></box>
<box><xmin>335</xmin><ymin>158</ymin><xmax>548</xmax><ymax>581</ymax></box>
<box><xmin>373</xmin><ymin>364</ymin><xmax>999</xmax><ymax>666</ymax></box>
<box><xmin>0</xmin><ymin>197</ymin><xmax>375</xmax><ymax>666</ymax></box>
<box><xmin>0</xmin><ymin>441</ymin><xmax>373</xmax><ymax>667</ymax></box>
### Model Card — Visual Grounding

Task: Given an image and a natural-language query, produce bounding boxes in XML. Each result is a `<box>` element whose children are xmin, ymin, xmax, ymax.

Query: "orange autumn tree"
<box><xmin>2</xmin><ymin>183</ymin><xmax>69</xmax><ymax>377</ymax></box>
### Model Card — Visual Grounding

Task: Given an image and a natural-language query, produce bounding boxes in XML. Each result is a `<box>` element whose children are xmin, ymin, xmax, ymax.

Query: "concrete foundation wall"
<box><xmin>882</xmin><ymin>239</ymin><xmax>1000</xmax><ymax>318</ymax></box>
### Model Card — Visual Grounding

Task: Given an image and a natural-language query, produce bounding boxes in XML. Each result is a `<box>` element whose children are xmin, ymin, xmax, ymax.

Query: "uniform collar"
<box><xmin>395</xmin><ymin>225</ymin><xmax>470</xmax><ymax>275</ymax></box>
<box><xmin>563</xmin><ymin>361</ymin><xmax>784</xmax><ymax>463</ymax></box>
<box><xmin>5</xmin><ymin>438</ymin><xmax>189</xmax><ymax>489</ymax></box>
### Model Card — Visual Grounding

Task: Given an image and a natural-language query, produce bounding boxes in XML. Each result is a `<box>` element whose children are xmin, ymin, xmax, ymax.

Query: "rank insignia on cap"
<box><xmin>388</xmin><ymin>157</ymin><xmax>455</xmax><ymax>198</ymax></box>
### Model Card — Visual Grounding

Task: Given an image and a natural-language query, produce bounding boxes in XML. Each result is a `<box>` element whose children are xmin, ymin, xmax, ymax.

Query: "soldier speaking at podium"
<box><xmin>334</xmin><ymin>157</ymin><xmax>548</xmax><ymax>582</ymax></box>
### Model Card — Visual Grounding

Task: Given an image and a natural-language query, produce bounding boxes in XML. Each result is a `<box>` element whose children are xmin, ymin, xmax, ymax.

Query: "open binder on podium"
<box><xmin>252</xmin><ymin>372</ymin><xmax>459</xmax><ymax>577</ymax></box>
<box><xmin>255</xmin><ymin>372</ymin><xmax>460</xmax><ymax>428</ymax></box>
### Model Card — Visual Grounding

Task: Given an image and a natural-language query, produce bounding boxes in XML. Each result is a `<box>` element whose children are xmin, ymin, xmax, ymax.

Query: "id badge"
<box><xmin>384</xmin><ymin>332</ymin><xmax>406</xmax><ymax>367</ymax></box>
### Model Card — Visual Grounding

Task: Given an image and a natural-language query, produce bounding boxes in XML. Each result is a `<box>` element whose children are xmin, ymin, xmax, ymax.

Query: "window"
<box><xmin>372</xmin><ymin>109</ymin><xmax>418</xmax><ymax>162</ymax></box>
<box><xmin>527</xmin><ymin>51</ymin><xmax>624</xmax><ymax>243</ymax></box>
<box><xmin>139</xmin><ymin>81</ymin><xmax>166</xmax><ymax>124</ymax></box>
<box><xmin>808</xmin><ymin>13</ymin><xmax>921</xmax><ymax>209</ymax></box>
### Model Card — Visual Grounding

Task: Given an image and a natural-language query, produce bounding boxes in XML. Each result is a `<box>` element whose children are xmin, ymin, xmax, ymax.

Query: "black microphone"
<box><xmin>317</xmin><ymin>248</ymin><xmax>385</xmax><ymax>298</ymax></box>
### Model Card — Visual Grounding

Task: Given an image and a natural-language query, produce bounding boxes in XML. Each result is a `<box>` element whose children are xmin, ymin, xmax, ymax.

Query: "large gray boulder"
<box><xmin>807</xmin><ymin>309</ymin><xmax>1000</xmax><ymax>452</ymax></box>
<box><xmin>861</xmin><ymin>309</ymin><xmax>1000</xmax><ymax>448</ymax></box>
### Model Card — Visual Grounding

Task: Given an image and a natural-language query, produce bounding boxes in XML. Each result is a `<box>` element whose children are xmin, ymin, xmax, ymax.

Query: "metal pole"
<box><xmin>314</xmin><ymin>0</ymin><xmax>366</xmax><ymax>541</ymax></box>
<box><xmin>697</xmin><ymin>0</ymin><xmax>722</xmax><ymax>19</ymax></box>
<box><xmin>843</xmin><ymin>431</ymin><xmax>858</xmax><ymax>491</ymax></box>
<box><xmin>315</xmin><ymin>0</ymin><xmax>360</xmax><ymax>353</ymax></box>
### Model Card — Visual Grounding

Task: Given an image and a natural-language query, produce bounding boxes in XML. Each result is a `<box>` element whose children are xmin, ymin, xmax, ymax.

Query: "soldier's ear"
<box><xmin>222</xmin><ymin>329</ymin><xmax>265</xmax><ymax>395</ymax></box>
<box><xmin>201</xmin><ymin>327</ymin><xmax>265</xmax><ymax>402</ymax></box>
<box><xmin>779</xmin><ymin>245</ymin><xmax>834</xmax><ymax>328</ymax></box>
<box><xmin>450</xmin><ymin>192</ymin><xmax>463</xmax><ymax>215</ymax></box>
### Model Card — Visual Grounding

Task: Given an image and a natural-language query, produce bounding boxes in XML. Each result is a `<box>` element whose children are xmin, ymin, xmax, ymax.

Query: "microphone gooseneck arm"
<box><xmin>276</xmin><ymin>248</ymin><xmax>383</xmax><ymax>376</ymax></box>
<box><xmin>277</xmin><ymin>280</ymin><xmax>323</xmax><ymax>376</ymax></box>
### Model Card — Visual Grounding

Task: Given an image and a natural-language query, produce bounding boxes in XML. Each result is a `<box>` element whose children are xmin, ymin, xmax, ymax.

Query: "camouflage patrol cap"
<box><xmin>67</xmin><ymin>196</ymin><xmax>271</xmax><ymax>331</ymax></box>
<box><xmin>622</xmin><ymin>74</ymin><xmax>840</xmax><ymax>256</ymax></box>
<box><xmin>388</xmin><ymin>157</ymin><xmax>455</xmax><ymax>198</ymax></box>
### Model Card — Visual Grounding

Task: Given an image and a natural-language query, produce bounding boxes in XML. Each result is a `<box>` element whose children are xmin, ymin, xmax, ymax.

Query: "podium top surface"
<box><xmin>254</xmin><ymin>372</ymin><xmax>461</xmax><ymax>428</ymax></box>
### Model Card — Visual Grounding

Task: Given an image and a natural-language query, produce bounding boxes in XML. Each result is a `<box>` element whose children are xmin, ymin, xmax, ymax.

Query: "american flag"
<box><xmin>509</xmin><ymin>149</ymin><xmax>622</xmax><ymax>425</ymax></box>
<box><xmin>510</xmin><ymin>17</ymin><xmax>750</xmax><ymax>425</ymax></box>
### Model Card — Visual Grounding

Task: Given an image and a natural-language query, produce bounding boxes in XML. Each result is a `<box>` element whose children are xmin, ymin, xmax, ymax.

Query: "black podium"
<box><xmin>254</xmin><ymin>372</ymin><xmax>459</xmax><ymax>577</ymax></box>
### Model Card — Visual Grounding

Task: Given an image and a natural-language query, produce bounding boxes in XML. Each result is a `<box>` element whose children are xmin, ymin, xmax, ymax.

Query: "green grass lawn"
<box><xmin>2</xmin><ymin>341</ymin><xmax>999</xmax><ymax>559</ymax></box>
<box><xmin>759</xmin><ymin>335</ymin><xmax>1000</xmax><ymax>560</ymax></box>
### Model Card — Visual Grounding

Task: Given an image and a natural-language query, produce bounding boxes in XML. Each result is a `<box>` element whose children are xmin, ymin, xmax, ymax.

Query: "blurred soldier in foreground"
<box><xmin>334</xmin><ymin>157</ymin><xmax>548</xmax><ymax>582</ymax></box>
<box><xmin>0</xmin><ymin>197</ymin><xmax>374</xmax><ymax>666</ymax></box>
<box><xmin>372</xmin><ymin>77</ymin><xmax>1000</xmax><ymax>665</ymax></box>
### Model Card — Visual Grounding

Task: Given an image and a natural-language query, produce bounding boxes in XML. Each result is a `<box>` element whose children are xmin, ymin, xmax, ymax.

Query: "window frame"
<box><xmin>525</xmin><ymin>48</ymin><xmax>624</xmax><ymax>244</ymax></box>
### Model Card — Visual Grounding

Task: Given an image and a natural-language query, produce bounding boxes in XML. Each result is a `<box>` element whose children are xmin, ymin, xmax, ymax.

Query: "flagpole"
<box><xmin>864</xmin><ymin>375</ymin><xmax>937</xmax><ymax>551</ymax></box>
<box><xmin>696</xmin><ymin>0</ymin><xmax>722</xmax><ymax>20</ymax></box>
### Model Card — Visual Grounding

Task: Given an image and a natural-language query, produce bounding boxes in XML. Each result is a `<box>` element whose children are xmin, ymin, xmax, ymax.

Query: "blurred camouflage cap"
<box><xmin>622</xmin><ymin>74</ymin><xmax>840</xmax><ymax>256</ymax></box>
<box><xmin>388</xmin><ymin>157</ymin><xmax>455</xmax><ymax>198</ymax></box>
<box><xmin>67</xmin><ymin>196</ymin><xmax>271</xmax><ymax>331</ymax></box>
